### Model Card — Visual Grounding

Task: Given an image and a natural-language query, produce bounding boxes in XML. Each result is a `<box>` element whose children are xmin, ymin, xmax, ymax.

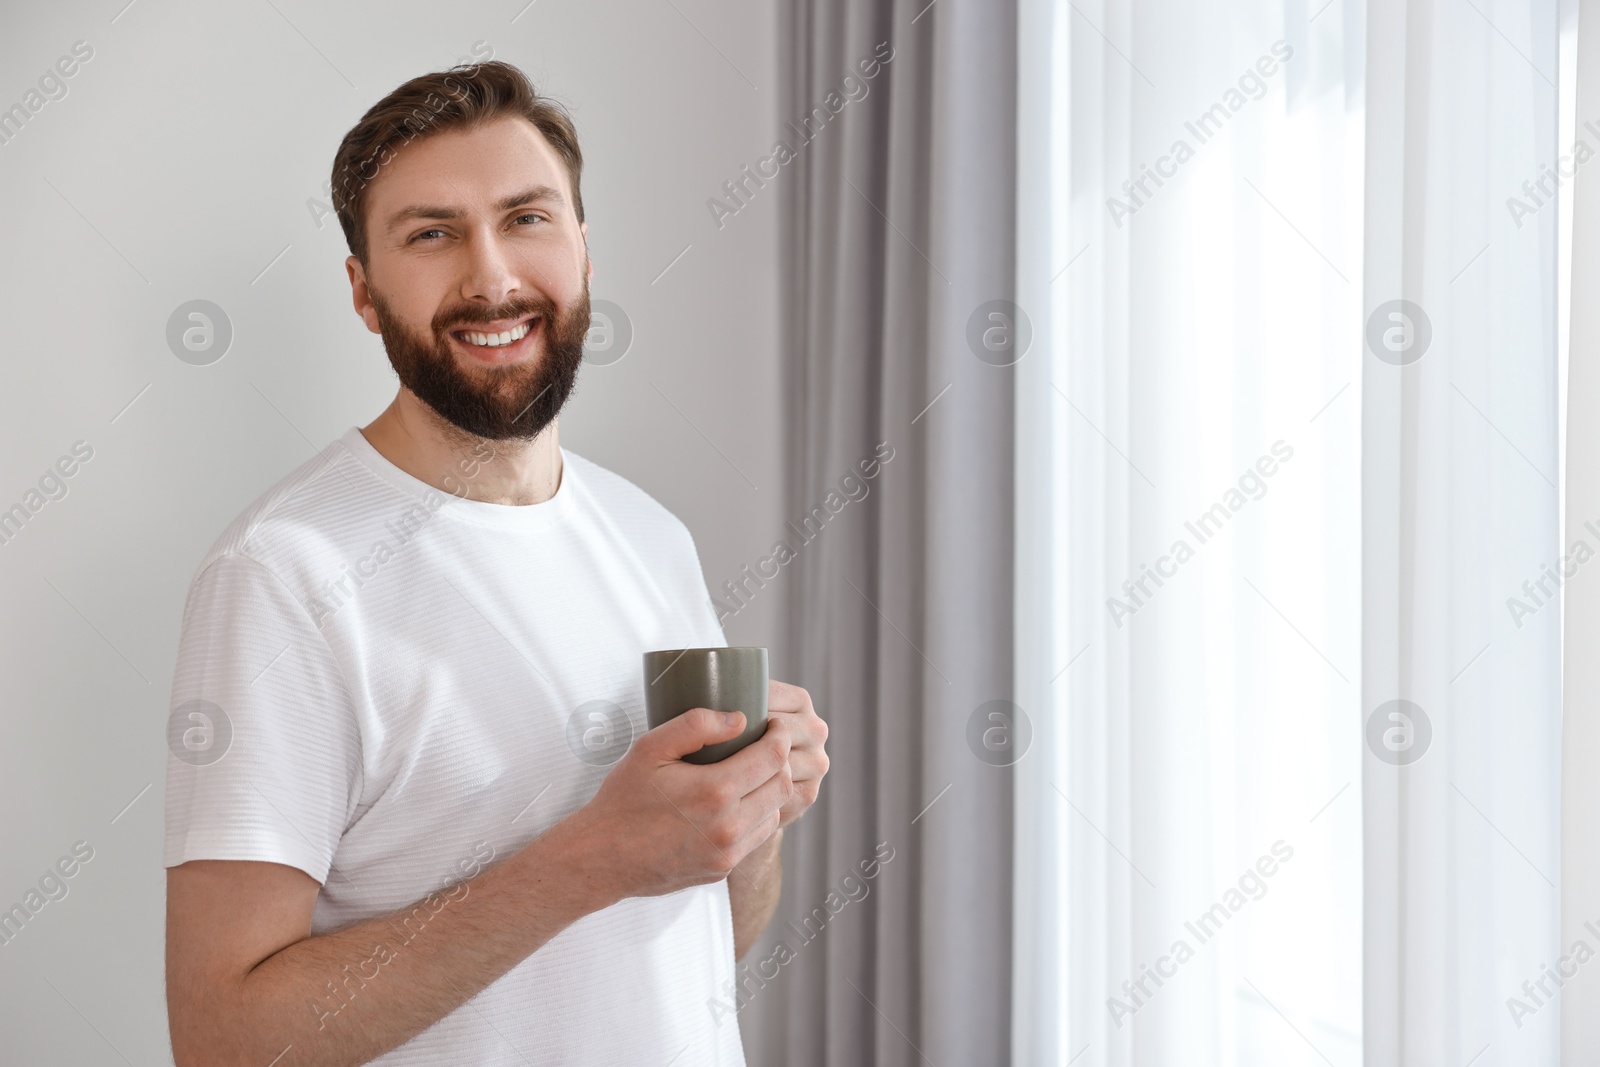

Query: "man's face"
<box><xmin>347</xmin><ymin>114</ymin><xmax>592</xmax><ymax>441</ymax></box>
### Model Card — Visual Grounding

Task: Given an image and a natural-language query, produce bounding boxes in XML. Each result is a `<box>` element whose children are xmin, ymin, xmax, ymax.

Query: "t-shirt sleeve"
<box><xmin>163</xmin><ymin>551</ymin><xmax>362</xmax><ymax>885</ymax></box>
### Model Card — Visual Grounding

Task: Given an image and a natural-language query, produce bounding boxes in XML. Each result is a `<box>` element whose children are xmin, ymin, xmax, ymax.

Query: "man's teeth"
<box><xmin>461</xmin><ymin>320</ymin><xmax>533</xmax><ymax>348</ymax></box>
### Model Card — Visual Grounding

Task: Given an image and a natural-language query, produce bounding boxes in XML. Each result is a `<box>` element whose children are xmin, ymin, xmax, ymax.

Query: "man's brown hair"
<box><xmin>330</xmin><ymin>60</ymin><xmax>584</xmax><ymax>268</ymax></box>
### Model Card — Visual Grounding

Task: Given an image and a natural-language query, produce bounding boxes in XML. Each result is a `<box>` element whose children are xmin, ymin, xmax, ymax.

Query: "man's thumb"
<box><xmin>648</xmin><ymin>707</ymin><xmax>746</xmax><ymax>760</ymax></box>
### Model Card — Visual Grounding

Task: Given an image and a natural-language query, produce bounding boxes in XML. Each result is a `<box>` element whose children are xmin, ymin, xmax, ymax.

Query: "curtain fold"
<box><xmin>1013</xmin><ymin>2</ymin><xmax>1070</xmax><ymax>1062</ymax></box>
<box><xmin>749</xmin><ymin>1</ymin><xmax>1018</xmax><ymax>1064</ymax></box>
<box><xmin>1563</xmin><ymin>0</ymin><xmax>1600</xmax><ymax>1060</ymax></box>
<box><xmin>1362</xmin><ymin>1</ymin><xmax>1561</xmax><ymax>1063</ymax></box>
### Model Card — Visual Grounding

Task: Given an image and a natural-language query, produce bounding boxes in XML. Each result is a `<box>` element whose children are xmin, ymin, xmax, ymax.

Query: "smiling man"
<box><xmin>163</xmin><ymin>61</ymin><xmax>828</xmax><ymax>1067</ymax></box>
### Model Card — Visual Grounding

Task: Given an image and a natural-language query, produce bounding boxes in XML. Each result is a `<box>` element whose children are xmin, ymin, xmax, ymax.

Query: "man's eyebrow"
<box><xmin>384</xmin><ymin>185</ymin><xmax>567</xmax><ymax>233</ymax></box>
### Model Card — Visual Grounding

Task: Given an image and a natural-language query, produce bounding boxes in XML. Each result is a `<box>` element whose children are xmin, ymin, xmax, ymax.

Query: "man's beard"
<box><xmin>369</xmin><ymin>276</ymin><xmax>589</xmax><ymax>442</ymax></box>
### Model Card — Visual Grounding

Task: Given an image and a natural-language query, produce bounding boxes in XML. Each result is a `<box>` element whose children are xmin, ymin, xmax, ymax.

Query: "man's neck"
<box><xmin>360</xmin><ymin>391</ymin><xmax>563</xmax><ymax>506</ymax></box>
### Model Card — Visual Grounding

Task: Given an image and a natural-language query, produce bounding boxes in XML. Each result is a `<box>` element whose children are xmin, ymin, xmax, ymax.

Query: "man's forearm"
<box><xmin>178</xmin><ymin>819</ymin><xmax>612</xmax><ymax>1067</ymax></box>
<box><xmin>729</xmin><ymin>827</ymin><xmax>783</xmax><ymax>960</ymax></box>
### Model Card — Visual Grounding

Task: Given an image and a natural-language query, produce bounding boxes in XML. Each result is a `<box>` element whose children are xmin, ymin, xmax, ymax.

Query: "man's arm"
<box><xmin>729</xmin><ymin>827</ymin><xmax>782</xmax><ymax>960</ymax></box>
<box><xmin>167</xmin><ymin>707</ymin><xmax>793</xmax><ymax>1067</ymax></box>
<box><xmin>166</xmin><ymin>815</ymin><xmax>608</xmax><ymax>1067</ymax></box>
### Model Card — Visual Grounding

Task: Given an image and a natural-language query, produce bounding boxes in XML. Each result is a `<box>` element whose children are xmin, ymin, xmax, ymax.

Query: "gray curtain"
<box><xmin>742</xmin><ymin>2</ymin><xmax>1018</xmax><ymax>1063</ymax></box>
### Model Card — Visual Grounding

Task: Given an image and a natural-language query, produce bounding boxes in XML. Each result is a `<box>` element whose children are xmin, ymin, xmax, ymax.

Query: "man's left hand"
<box><xmin>767</xmin><ymin>679</ymin><xmax>828</xmax><ymax>831</ymax></box>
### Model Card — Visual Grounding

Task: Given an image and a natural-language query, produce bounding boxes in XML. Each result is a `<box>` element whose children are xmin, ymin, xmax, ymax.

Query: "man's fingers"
<box><xmin>736</xmin><ymin>763</ymin><xmax>793</xmax><ymax>827</ymax></box>
<box><xmin>644</xmin><ymin>707</ymin><xmax>748</xmax><ymax>761</ymax></box>
<box><xmin>767</xmin><ymin>677</ymin><xmax>801</xmax><ymax>712</ymax></box>
<box><xmin>713</xmin><ymin>716</ymin><xmax>791</xmax><ymax>796</ymax></box>
<box><xmin>767</xmin><ymin>678</ymin><xmax>817</xmax><ymax>715</ymax></box>
<box><xmin>790</xmin><ymin>751</ymin><xmax>832</xmax><ymax>783</ymax></box>
<box><xmin>761</xmin><ymin>680</ymin><xmax>824</xmax><ymax>755</ymax></box>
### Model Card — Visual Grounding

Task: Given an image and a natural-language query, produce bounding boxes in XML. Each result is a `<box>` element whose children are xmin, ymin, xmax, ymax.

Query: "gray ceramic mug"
<box><xmin>642</xmin><ymin>646</ymin><xmax>769</xmax><ymax>764</ymax></box>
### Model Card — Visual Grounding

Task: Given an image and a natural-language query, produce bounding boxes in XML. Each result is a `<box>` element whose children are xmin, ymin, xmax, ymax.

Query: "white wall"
<box><xmin>0</xmin><ymin>1</ymin><xmax>784</xmax><ymax>1061</ymax></box>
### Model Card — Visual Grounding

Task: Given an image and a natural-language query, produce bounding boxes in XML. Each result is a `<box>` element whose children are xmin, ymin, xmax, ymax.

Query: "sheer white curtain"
<box><xmin>1015</xmin><ymin>1</ymin><xmax>1562</xmax><ymax>1064</ymax></box>
<box><xmin>1363</xmin><ymin>1</ymin><xmax>1561</xmax><ymax>1062</ymax></box>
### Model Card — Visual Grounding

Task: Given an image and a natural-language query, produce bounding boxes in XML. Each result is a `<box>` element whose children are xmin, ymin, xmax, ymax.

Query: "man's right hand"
<box><xmin>565</xmin><ymin>708</ymin><xmax>794</xmax><ymax>901</ymax></box>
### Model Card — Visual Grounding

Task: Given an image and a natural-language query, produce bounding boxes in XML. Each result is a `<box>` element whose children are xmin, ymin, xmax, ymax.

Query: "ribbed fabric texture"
<box><xmin>164</xmin><ymin>426</ymin><xmax>746</xmax><ymax>1065</ymax></box>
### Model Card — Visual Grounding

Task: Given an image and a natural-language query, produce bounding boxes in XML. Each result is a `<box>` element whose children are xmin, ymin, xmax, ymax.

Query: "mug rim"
<box><xmin>642</xmin><ymin>645</ymin><xmax>767</xmax><ymax>658</ymax></box>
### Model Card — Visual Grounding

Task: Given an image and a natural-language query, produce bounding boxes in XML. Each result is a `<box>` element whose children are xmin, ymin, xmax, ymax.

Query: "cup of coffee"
<box><xmin>642</xmin><ymin>646</ymin><xmax>769</xmax><ymax>764</ymax></box>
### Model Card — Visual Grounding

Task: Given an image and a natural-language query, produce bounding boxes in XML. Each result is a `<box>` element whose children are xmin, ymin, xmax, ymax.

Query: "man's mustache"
<box><xmin>434</xmin><ymin>299</ymin><xmax>556</xmax><ymax>333</ymax></box>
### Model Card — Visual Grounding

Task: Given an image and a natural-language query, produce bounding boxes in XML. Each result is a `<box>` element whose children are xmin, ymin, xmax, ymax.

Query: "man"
<box><xmin>163</xmin><ymin>60</ymin><xmax>828</xmax><ymax>1067</ymax></box>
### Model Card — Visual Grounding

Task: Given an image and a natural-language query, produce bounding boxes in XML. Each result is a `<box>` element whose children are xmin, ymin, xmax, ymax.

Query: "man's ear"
<box><xmin>346</xmin><ymin>255</ymin><xmax>381</xmax><ymax>334</ymax></box>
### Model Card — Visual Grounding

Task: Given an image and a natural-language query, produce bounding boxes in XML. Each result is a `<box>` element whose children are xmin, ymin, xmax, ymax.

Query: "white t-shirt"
<box><xmin>163</xmin><ymin>426</ymin><xmax>747</xmax><ymax>1066</ymax></box>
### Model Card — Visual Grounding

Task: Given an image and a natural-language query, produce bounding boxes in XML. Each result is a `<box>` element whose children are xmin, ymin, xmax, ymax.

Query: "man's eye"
<box><xmin>410</xmin><ymin>216</ymin><xmax>542</xmax><ymax>244</ymax></box>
